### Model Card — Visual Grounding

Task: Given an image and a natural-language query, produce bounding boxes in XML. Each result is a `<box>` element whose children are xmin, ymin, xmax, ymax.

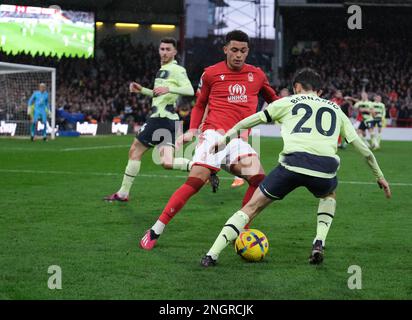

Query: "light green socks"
<box><xmin>173</xmin><ymin>158</ymin><xmax>193</xmax><ymax>172</ymax></box>
<box><xmin>117</xmin><ymin>158</ymin><xmax>191</xmax><ymax>197</ymax></box>
<box><xmin>370</xmin><ymin>133</ymin><xmax>377</xmax><ymax>148</ymax></box>
<box><xmin>207</xmin><ymin>211</ymin><xmax>250</xmax><ymax>260</ymax></box>
<box><xmin>314</xmin><ymin>197</ymin><xmax>336</xmax><ymax>247</ymax></box>
<box><xmin>360</xmin><ymin>135</ymin><xmax>370</xmax><ymax>148</ymax></box>
<box><xmin>377</xmin><ymin>132</ymin><xmax>382</xmax><ymax>146</ymax></box>
<box><xmin>118</xmin><ymin>159</ymin><xmax>141</xmax><ymax>197</ymax></box>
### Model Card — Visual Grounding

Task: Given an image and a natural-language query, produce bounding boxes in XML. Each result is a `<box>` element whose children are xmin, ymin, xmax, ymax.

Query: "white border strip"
<box><xmin>61</xmin><ymin>145</ymin><xmax>130</xmax><ymax>151</ymax></box>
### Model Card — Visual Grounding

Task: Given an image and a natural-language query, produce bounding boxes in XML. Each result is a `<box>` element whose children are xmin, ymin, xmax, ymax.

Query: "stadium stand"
<box><xmin>1</xmin><ymin>35</ymin><xmax>411</xmax><ymax>128</ymax></box>
<box><xmin>280</xmin><ymin>38</ymin><xmax>412</xmax><ymax>126</ymax></box>
<box><xmin>0</xmin><ymin>35</ymin><xmax>161</xmax><ymax>128</ymax></box>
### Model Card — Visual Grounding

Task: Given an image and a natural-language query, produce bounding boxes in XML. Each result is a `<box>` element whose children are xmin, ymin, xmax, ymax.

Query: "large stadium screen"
<box><xmin>0</xmin><ymin>4</ymin><xmax>95</xmax><ymax>58</ymax></box>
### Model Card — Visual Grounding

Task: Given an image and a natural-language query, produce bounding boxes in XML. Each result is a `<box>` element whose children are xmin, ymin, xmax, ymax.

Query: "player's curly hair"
<box><xmin>292</xmin><ymin>68</ymin><xmax>323</xmax><ymax>91</ymax></box>
<box><xmin>225</xmin><ymin>30</ymin><xmax>249</xmax><ymax>44</ymax></box>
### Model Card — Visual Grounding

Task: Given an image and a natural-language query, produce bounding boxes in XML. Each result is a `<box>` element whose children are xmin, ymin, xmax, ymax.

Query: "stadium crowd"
<box><xmin>283</xmin><ymin>38</ymin><xmax>412</xmax><ymax>126</ymax></box>
<box><xmin>1</xmin><ymin>35</ymin><xmax>411</xmax><ymax>128</ymax></box>
<box><xmin>1</xmin><ymin>36</ymin><xmax>156</xmax><ymax>126</ymax></box>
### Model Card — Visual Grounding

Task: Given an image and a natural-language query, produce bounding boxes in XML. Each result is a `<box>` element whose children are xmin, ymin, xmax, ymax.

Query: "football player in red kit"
<box><xmin>140</xmin><ymin>30</ymin><xmax>279</xmax><ymax>250</ymax></box>
<box><xmin>331</xmin><ymin>90</ymin><xmax>346</xmax><ymax>148</ymax></box>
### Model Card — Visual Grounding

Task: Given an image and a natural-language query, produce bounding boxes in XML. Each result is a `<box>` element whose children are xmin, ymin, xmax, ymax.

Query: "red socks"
<box><xmin>242</xmin><ymin>174</ymin><xmax>265</xmax><ymax>229</ymax></box>
<box><xmin>242</xmin><ymin>174</ymin><xmax>265</xmax><ymax>206</ymax></box>
<box><xmin>159</xmin><ymin>177</ymin><xmax>205</xmax><ymax>225</ymax></box>
<box><xmin>157</xmin><ymin>174</ymin><xmax>265</xmax><ymax>227</ymax></box>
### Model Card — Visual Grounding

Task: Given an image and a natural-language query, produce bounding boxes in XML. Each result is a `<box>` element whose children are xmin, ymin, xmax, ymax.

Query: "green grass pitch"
<box><xmin>0</xmin><ymin>135</ymin><xmax>411</xmax><ymax>299</ymax></box>
<box><xmin>0</xmin><ymin>21</ymin><xmax>93</xmax><ymax>58</ymax></box>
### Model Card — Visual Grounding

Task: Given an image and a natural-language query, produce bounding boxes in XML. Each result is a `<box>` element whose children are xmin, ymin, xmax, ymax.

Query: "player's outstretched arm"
<box><xmin>211</xmin><ymin>112</ymin><xmax>265</xmax><ymax>153</ymax></box>
<box><xmin>211</xmin><ymin>96</ymin><xmax>290</xmax><ymax>154</ymax></box>
<box><xmin>344</xmin><ymin>96</ymin><xmax>358</xmax><ymax>102</ymax></box>
<box><xmin>167</xmin><ymin>75</ymin><xmax>194</xmax><ymax>96</ymax></box>
<box><xmin>211</xmin><ymin>97</ymin><xmax>288</xmax><ymax>153</ymax></box>
<box><xmin>154</xmin><ymin>68</ymin><xmax>194</xmax><ymax>97</ymax></box>
<box><xmin>130</xmin><ymin>82</ymin><xmax>153</xmax><ymax>97</ymax></box>
<box><xmin>167</xmin><ymin>85</ymin><xmax>194</xmax><ymax>96</ymax></box>
<box><xmin>153</xmin><ymin>84</ymin><xmax>194</xmax><ymax>97</ymax></box>
<box><xmin>377</xmin><ymin>178</ymin><xmax>391</xmax><ymax>198</ymax></box>
<box><xmin>168</xmin><ymin>68</ymin><xmax>194</xmax><ymax>96</ymax></box>
<box><xmin>351</xmin><ymin>137</ymin><xmax>391</xmax><ymax>198</ymax></box>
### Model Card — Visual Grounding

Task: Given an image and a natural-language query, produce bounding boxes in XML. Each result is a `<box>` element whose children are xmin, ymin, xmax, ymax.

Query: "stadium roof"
<box><xmin>2</xmin><ymin>0</ymin><xmax>184</xmax><ymax>23</ymax></box>
<box><xmin>277</xmin><ymin>0</ymin><xmax>412</xmax><ymax>39</ymax></box>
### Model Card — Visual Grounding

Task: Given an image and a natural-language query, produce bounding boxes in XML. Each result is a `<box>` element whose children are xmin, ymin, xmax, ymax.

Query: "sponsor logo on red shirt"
<box><xmin>228</xmin><ymin>84</ymin><xmax>248</xmax><ymax>103</ymax></box>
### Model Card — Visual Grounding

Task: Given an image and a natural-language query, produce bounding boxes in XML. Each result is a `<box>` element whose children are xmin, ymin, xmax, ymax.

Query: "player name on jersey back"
<box><xmin>263</xmin><ymin>93</ymin><xmax>359</xmax><ymax>178</ymax></box>
<box><xmin>289</xmin><ymin>94</ymin><xmax>340</xmax><ymax>110</ymax></box>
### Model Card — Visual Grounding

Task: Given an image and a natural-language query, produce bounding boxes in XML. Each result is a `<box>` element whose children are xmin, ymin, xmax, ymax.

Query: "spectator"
<box><xmin>177</xmin><ymin>103</ymin><xmax>191</xmax><ymax>132</ymax></box>
<box><xmin>279</xmin><ymin>88</ymin><xmax>290</xmax><ymax>98</ymax></box>
<box><xmin>398</xmin><ymin>105</ymin><xmax>410</xmax><ymax>127</ymax></box>
<box><xmin>0</xmin><ymin>35</ymin><xmax>162</xmax><ymax>127</ymax></box>
<box><xmin>281</xmin><ymin>38</ymin><xmax>412</xmax><ymax>126</ymax></box>
<box><xmin>3</xmin><ymin>35</ymin><xmax>411</xmax><ymax>128</ymax></box>
<box><xmin>389</xmin><ymin>103</ymin><xmax>398</xmax><ymax>127</ymax></box>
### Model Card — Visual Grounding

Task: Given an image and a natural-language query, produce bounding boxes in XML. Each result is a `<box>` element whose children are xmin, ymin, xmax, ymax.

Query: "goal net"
<box><xmin>0</xmin><ymin>62</ymin><xmax>56</xmax><ymax>138</ymax></box>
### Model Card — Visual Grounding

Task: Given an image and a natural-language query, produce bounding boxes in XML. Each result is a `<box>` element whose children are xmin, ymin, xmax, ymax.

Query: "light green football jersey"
<box><xmin>370</xmin><ymin>102</ymin><xmax>386</xmax><ymax>119</ymax></box>
<box><xmin>141</xmin><ymin>60</ymin><xmax>193</xmax><ymax>120</ymax></box>
<box><xmin>260</xmin><ymin>93</ymin><xmax>359</xmax><ymax>178</ymax></box>
<box><xmin>354</xmin><ymin>100</ymin><xmax>374</xmax><ymax>122</ymax></box>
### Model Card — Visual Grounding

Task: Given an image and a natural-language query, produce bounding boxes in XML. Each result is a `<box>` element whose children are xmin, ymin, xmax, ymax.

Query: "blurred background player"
<box><xmin>140</xmin><ymin>30</ymin><xmax>279</xmax><ymax>250</ymax></box>
<box><xmin>370</xmin><ymin>94</ymin><xmax>386</xmax><ymax>150</ymax></box>
<box><xmin>279</xmin><ymin>87</ymin><xmax>290</xmax><ymax>98</ymax></box>
<box><xmin>201</xmin><ymin>68</ymin><xmax>391</xmax><ymax>267</ymax></box>
<box><xmin>353</xmin><ymin>91</ymin><xmax>374</xmax><ymax>148</ymax></box>
<box><xmin>104</xmin><ymin>37</ymin><xmax>194</xmax><ymax>202</ymax></box>
<box><xmin>27</xmin><ymin>83</ymin><xmax>49</xmax><ymax>141</ymax></box>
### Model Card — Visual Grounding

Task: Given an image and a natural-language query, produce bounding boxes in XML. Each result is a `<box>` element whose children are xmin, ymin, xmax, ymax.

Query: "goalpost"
<box><xmin>0</xmin><ymin>62</ymin><xmax>56</xmax><ymax>139</ymax></box>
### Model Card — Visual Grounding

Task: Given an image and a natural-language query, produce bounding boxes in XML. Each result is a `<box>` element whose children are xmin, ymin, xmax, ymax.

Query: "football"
<box><xmin>234</xmin><ymin>229</ymin><xmax>269</xmax><ymax>262</ymax></box>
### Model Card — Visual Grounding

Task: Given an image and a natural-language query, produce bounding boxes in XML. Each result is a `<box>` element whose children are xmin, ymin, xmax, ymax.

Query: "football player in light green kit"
<box><xmin>104</xmin><ymin>37</ymin><xmax>195</xmax><ymax>202</ymax></box>
<box><xmin>370</xmin><ymin>94</ymin><xmax>386</xmax><ymax>150</ymax></box>
<box><xmin>200</xmin><ymin>68</ymin><xmax>391</xmax><ymax>267</ymax></box>
<box><xmin>353</xmin><ymin>92</ymin><xmax>374</xmax><ymax>148</ymax></box>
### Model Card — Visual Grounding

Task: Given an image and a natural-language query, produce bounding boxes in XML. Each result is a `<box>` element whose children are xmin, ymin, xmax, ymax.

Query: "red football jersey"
<box><xmin>331</xmin><ymin>97</ymin><xmax>344</xmax><ymax>106</ymax></box>
<box><xmin>190</xmin><ymin>61</ymin><xmax>278</xmax><ymax>132</ymax></box>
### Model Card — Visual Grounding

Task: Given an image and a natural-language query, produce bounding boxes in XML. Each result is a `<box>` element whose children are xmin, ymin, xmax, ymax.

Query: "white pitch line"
<box><xmin>0</xmin><ymin>169</ymin><xmax>411</xmax><ymax>187</ymax></box>
<box><xmin>0</xmin><ymin>145</ymin><xmax>130</xmax><ymax>152</ymax></box>
<box><xmin>0</xmin><ymin>147</ymin><xmax>56</xmax><ymax>152</ymax></box>
<box><xmin>61</xmin><ymin>145</ymin><xmax>130</xmax><ymax>151</ymax></box>
<box><xmin>341</xmin><ymin>180</ymin><xmax>411</xmax><ymax>186</ymax></box>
